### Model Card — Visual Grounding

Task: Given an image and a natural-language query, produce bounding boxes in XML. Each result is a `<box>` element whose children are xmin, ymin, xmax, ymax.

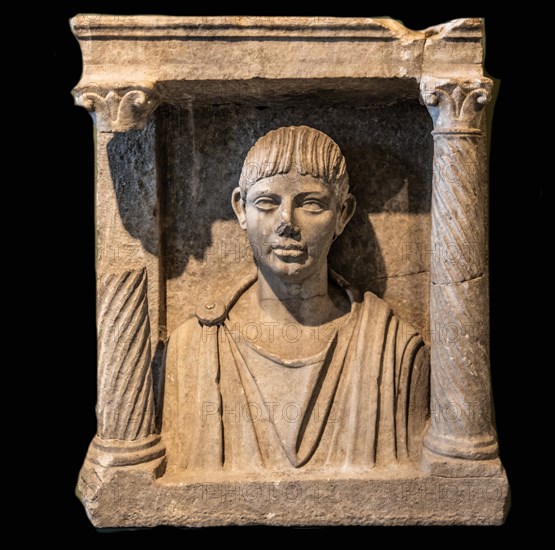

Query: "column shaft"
<box><xmin>421</xmin><ymin>78</ymin><xmax>498</xmax><ymax>460</ymax></box>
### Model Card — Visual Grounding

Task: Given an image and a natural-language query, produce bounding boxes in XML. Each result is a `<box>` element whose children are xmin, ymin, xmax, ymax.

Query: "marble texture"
<box><xmin>71</xmin><ymin>15</ymin><xmax>509</xmax><ymax>527</ymax></box>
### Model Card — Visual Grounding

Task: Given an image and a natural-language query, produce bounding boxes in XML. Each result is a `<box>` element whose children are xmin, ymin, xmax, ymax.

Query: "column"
<box><xmin>74</xmin><ymin>84</ymin><xmax>165</xmax><ymax>467</ymax></box>
<box><xmin>420</xmin><ymin>77</ymin><xmax>498</xmax><ymax>460</ymax></box>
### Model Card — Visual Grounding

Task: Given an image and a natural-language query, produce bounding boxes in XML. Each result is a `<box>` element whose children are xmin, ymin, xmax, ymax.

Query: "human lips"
<box><xmin>271</xmin><ymin>243</ymin><xmax>306</xmax><ymax>257</ymax></box>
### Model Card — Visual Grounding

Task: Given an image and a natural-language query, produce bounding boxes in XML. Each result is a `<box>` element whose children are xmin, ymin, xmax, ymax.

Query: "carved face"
<box><xmin>232</xmin><ymin>172</ymin><xmax>355</xmax><ymax>282</ymax></box>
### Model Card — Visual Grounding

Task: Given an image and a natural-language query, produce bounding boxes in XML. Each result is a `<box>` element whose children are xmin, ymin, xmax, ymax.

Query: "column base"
<box><xmin>423</xmin><ymin>430</ymin><xmax>499</xmax><ymax>460</ymax></box>
<box><xmin>422</xmin><ymin>447</ymin><xmax>505</xmax><ymax>477</ymax></box>
<box><xmin>77</xmin><ymin>435</ymin><xmax>167</xmax><ymax>524</ymax></box>
<box><xmin>86</xmin><ymin>434</ymin><xmax>166</xmax><ymax>467</ymax></box>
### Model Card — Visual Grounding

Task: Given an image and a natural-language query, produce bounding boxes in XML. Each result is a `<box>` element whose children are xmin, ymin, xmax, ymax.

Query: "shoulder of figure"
<box><xmin>360</xmin><ymin>289</ymin><xmax>423</xmax><ymax>344</ymax></box>
<box><xmin>361</xmin><ymin>288</ymin><xmax>392</xmax><ymax>314</ymax></box>
<box><xmin>194</xmin><ymin>271</ymin><xmax>258</xmax><ymax>326</ymax></box>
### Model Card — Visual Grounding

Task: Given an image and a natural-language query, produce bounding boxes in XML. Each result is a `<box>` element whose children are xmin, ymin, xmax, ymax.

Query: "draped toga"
<box><xmin>162</xmin><ymin>271</ymin><xmax>429</xmax><ymax>473</ymax></box>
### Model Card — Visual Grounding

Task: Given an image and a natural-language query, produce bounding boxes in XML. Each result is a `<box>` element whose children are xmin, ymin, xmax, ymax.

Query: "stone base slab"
<box><xmin>77</xmin><ymin>458</ymin><xmax>509</xmax><ymax>527</ymax></box>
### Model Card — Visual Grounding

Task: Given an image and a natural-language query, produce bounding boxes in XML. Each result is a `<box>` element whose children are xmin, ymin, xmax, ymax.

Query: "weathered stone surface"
<box><xmin>71</xmin><ymin>15</ymin><xmax>509</xmax><ymax>527</ymax></box>
<box><xmin>77</xmin><ymin>463</ymin><xmax>509</xmax><ymax>527</ymax></box>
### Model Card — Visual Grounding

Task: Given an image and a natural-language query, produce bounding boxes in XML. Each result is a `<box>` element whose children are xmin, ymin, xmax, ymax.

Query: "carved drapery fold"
<box><xmin>421</xmin><ymin>78</ymin><xmax>498</xmax><ymax>460</ymax></box>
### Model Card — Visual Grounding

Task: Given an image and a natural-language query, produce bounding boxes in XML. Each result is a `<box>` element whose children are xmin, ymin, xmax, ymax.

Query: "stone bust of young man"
<box><xmin>162</xmin><ymin>126</ymin><xmax>429</xmax><ymax>473</ymax></box>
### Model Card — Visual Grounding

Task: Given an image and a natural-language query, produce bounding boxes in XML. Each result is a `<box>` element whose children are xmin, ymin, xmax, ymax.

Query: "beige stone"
<box><xmin>71</xmin><ymin>15</ymin><xmax>509</xmax><ymax>527</ymax></box>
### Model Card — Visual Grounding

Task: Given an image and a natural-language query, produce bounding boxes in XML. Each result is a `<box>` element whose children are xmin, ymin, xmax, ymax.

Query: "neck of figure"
<box><xmin>256</xmin><ymin>262</ymin><xmax>334</xmax><ymax>327</ymax></box>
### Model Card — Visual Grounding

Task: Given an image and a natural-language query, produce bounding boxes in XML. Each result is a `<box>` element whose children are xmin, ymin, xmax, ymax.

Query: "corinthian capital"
<box><xmin>73</xmin><ymin>84</ymin><xmax>159</xmax><ymax>132</ymax></box>
<box><xmin>420</xmin><ymin>78</ymin><xmax>492</xmax><ymax>134</ymax></box>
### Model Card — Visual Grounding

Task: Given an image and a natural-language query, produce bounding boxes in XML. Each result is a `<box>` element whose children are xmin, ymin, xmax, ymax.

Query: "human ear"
<box><xmin>231</xmin><ymin>187</ymin><xmax>247</xmax><ymax>230</ymax></box>
<box><xmin>334</xmin><ymin>193</ymin><xmax>356</xmax><ymax>238</ymax></box>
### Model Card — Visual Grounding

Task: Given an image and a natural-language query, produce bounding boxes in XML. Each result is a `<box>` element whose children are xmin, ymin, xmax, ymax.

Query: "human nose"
<box><xmin>276</xmin><ymin>200</ymin><xmax>300</xmax><ymax>238</ymax></box>
<box><xmin>278</xmin><ymin>199</ymin><xmax>294</xmax><ymax>225</ymax></box>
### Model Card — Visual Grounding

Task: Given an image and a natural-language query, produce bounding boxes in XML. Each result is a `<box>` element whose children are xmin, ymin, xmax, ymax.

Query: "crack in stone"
<box><xmin>369</xmin><ymin>269</ymin><xmax>429</xmax><ymax>282</ymax></box>
<box><xmin>432</xmin><ymin>274</ymin><xmax>484</xmax><ymax>286</ymax></box>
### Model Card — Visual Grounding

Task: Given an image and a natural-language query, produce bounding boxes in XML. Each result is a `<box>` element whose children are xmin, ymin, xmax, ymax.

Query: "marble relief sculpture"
<box><xmin>163</xmin><ymin>126</ymin><xmax>429</xmax><ymax>472</ymax></box>
<box><xmin>71</xmin><ymin>15</ymin><xmax>509</xmax><ymax>527</ymax></box>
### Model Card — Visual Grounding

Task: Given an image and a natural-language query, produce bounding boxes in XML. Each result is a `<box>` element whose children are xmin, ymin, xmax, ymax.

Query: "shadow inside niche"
<box><xmin>330</xmin><ymin>140</ymin><xmax>432</xmax><ymax>298</ymax></box>
<box><xmin>106</xmin><ymin>121</ymin><xmax>160</xmax><ymax>257</ymax></box>
<box><xmin>107</xmin><ymin>101</ymin><xmax>432</xmax><ymax>303</ymax></box>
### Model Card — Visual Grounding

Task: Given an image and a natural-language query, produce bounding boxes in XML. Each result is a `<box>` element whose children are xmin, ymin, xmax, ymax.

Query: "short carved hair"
<box><xmin>239</xmin><ymin>126</ymin><xmax>349</xmax><ymax>202</ymax></box>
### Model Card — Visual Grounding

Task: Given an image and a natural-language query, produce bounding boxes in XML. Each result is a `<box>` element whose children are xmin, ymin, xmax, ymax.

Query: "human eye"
<box><xmin>302</xmin><ymin>200</ymin><xmax>325</xmax><ymax>213</ymax></box>
<box><xmin>254</xmin><ymin>197</ymin><xmax>278</xmax><ymax>211</ymax></box>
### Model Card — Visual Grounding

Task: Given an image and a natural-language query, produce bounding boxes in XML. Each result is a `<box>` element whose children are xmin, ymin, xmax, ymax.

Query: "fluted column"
<box><xmin>74</xmin><ymin>83</ymin><xmax>165</xmax><ymax>467</ymax></box>
<box><xmin>420</xmin><ymin>78</ymin><xmax>498</xmax><ymax>460</ymax></box>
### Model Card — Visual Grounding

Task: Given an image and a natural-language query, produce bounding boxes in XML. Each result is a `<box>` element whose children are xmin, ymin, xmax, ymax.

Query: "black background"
<box><xmin>43</xmin><ymin>3</ymin><xmax>540</xmax><ymax>539</ymax></box>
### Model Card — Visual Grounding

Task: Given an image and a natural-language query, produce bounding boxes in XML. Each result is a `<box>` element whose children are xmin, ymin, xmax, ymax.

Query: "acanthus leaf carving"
<box><xmin>420</xmin><ymin>78</ymin><xmax>492</xmax><ymax>134</ymax></box>
<box><xmin>74</xmin><ymin>85</ymin><xmax>159</xmax><ymax>133</ymax></box>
